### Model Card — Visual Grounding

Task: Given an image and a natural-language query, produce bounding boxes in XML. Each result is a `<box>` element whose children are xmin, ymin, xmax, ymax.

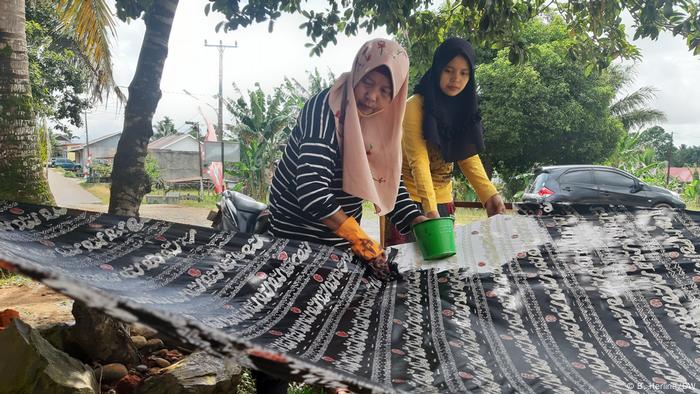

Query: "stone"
<box><xmin>154</xmin><ymin>349</ymin><xmax>183</xmax><ymax>363</ymax></box>
<box><xmin>150</xmin><ymin>357</ymin><xmax>171</xmax><ymax>368</ymax></box>
<box><xmin>144</xmin><ymin>338</ymin><xmax>164</xmax><ymax>352</ymax></box>
<box><xmin>135</xmin><ymin>365</ymin><xmax>148</xmax><ymax>374</ymax></box>
<box><xmin>115</xmin><ymin>374</ymin><xmax>142</xmax><ymax>394</ymax></box>
<box><xmin>96</xmin><ymin>363</ymin><xmax>128</xmax><ymax>383</ymax></box>
<box><xmin>136</xmin><ymin>352</ymin><xmax>242</xmax><ymax>394</ymax></box>
<box><xmin>131</xmin><ymin>335</ymin><xmax>148</xmax><ymax>349</ymax></box>
<box><xmin>68</xmin><ymin>301</ymin><xmax>139</xmax><ymax>365</ymax></box>
<box><xmin>129</xmin><ymin>323</ymin><xmax>158</xmax><ymax>339</ymax></box>
<box><xmin>147</xmin><ymin>368</ymin><xmax>161</xmax><ymax>376</ymax></box>
<box><xmin>0</xmin><ymin>319</ymin><xmax>98</xmax><ymax>393</ymax></box>
<box><xmin>39</xmin><ymin>323</ymin><xmax>72</xmax><ymax>352</ymax></box>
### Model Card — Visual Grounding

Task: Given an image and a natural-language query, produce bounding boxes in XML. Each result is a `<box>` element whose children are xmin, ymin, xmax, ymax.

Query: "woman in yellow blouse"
<box><xmin>386</xmin><ymin>38</ymin><xmax>505</xmax><ymax>245</ymax></box>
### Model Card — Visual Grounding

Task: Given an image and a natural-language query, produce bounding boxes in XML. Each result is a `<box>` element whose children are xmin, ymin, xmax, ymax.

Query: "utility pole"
<box><xmin>186</xmin><ymin>121</ymin><xmax>204</xmax><ymax>201</ymax></box>
<box><xmin>204</xmin><ymin>39</ymin><xmax>237</xmax><ymax>178</ymax></box>
<box><xmin>666</xmin><ymin>131</ymin><xmax>674</xmax><ymax>186</ymax></box>
<box><xmin>84</xmin><ymin>110</ymin><xmax>90</xmax><ymax>178</ymax></box>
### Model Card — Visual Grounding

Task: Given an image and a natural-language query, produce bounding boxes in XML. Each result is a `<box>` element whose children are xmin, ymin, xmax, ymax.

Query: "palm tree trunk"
<box><xmin>73</xmin><ymin>0</ymin><xmax>178</xmax><ymax>367</ymax></box>
<box><xmin>0</xmin><ymin>0</ymin><xmax>52</xmax><ymax>204</ymax></box>
<box><xmin>109</xmin><ymin>0</ymin><xmax>179</xmax><ymax>216</ymax></box>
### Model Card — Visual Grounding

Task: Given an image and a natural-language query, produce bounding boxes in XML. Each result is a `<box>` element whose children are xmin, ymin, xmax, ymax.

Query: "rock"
<box><xmin>150</xmin><ymin>357</ymin><xmax>171</xmax><ymax>368</ymax></box>
<box><xmin>39</xmin><ymin>323</ymin><xmax>72</xmax><ymax>352</ymax></box>
<box><xmin>96</xmin><ymin>363</ymin><xmax>128</xmax><ymax>383</ymax></box>
<box><xmin>154</xmin><ymin>349</ymin><xmax>182</xmax><ymax>363</ymax></box>
<box><xmin>130</xmin><ymin>323</ymin><xmax>158</xmax><ymax>339</ymax></box>
<box><xmin>0</xmin><ymin>319</ymin><xmax>98</xmax><ymax>393</ymax></box>
<box><xmin>135</xmin><ymin>365</ymin><xmax>148</xmax><ymax>374</ymax></box>
<box><xmin>115</xmin><ymin>374</ymin><xmax>142</xmax><ymax>394</ymax></box>
<box><xmin>136</xmin><ymin>352</ymin><xmax>242</xmax><ymax>394</ymax></box>
<box><xmin>68</xmin><ymin>301</ymin><xmax>139</xmax><ymax>365</ymax></box>
<box><xmin>144</xmin><ymin>338</ymin><xmax>164</xmax><ymax>352</ymax></box>
<box><xmin>147</xmin><ymin>368</ymin><xmax>161</xmax><ymax>376</ymax></box>
<box><xmin>131</xmin><ymin>335</ymin><xmax>148</xmax><ymax>349</ymax></box>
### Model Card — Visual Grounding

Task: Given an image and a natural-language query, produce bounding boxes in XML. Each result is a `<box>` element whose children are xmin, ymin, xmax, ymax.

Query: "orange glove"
<box><xmin>334</xmin><ymin>216</ymin><xmax>383</xmax><ymax>261</ymax></box>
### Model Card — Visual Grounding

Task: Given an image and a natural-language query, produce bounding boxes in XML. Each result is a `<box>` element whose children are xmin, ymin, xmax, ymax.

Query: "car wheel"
<box><xmin>653</xmin><ymin>202</ymin><xmax>673</xmax><ymax>209</ymax></box>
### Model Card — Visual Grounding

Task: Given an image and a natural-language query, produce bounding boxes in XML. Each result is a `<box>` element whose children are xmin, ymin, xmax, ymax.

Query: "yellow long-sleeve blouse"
<box><xmin>401</xmin><ymin>94</ymin><xmax>498</xmax><ymax>213</ymax></box>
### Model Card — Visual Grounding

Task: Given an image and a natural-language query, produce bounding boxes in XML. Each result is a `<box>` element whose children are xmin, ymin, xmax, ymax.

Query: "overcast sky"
<box><xmin>81</xmin><ymin>0</ymin><xmax>699</xmax><ymax>147</ymax></box>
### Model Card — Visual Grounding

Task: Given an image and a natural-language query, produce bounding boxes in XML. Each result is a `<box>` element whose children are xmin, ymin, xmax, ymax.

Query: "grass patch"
<box><xmin>0</xmin><ymin>271</ymin><xmax>30</xmax><ymax>288</ymax></box>
<box><xmin>454</xmin><ymin>207</ymin><xmax>488</xmax><ymax>224</ymax></box>
<box><xmin>78</xmin><ymin>183</ymin><xmax>220</xmax><ymax>209</ymax></box>
<box><xmin>148</xmin><ymin>188</ymin><xmax>219</xmax><ymax>209</ymax></box>
<box><xmin>179</xmin><ymin>198</ymin><xmax>218</xmax><ymax>210</ymax></box>
<box><xmin>363</xmin><ymin>201</ymin><xmax>502</xmax><ymax>226</ymax></box>
<box><xmin>80</xmin><ymin>182</ymin><xmax>111</xmax><ymax>204</ymax></box>
<box><xmin>235</xmin><ymin>369</ymin><xmax>324</xmax><ymax>394</ymax></box>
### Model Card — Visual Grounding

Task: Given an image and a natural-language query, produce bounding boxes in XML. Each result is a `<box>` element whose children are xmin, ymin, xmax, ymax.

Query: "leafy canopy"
<box><xmin>205</xmin><ymin>0</ymin><xmax>700</xmax><ymax>64</ymax></box>
<box><xmin>152</xmin><ymin>116</ymin><xmax>178</xmax><ymax>141</ymax></box>
<box><xmin>26</xmin><ymin>1</ymin><xmax>92</xmax><ymax>133</ymax></box>
<box><xmin>477</xmin><ymin>17</ymin><xmax>625</xmax><ymax>193</ymax></box>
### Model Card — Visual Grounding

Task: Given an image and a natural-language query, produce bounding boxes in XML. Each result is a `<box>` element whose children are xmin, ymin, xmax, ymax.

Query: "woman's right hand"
<box><xmin>366</xmin><ymin>251</ymin><xmax>391</xmax><ymax>281</ymax></box>
<box><xmin>332</xmin><ymin>216</ymin><xmax>384</xmax><ymax>260</ymax></box>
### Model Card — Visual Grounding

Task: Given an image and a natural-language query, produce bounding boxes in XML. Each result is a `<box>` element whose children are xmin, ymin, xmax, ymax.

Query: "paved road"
<box><xmin>47</xmin><ymin>169</ymin><xmax>102</xmax><ymax>206</ymax></box>
<box><xmin>46</xmin><ymin>169</ymin><xmax>213</xmax><ymax>227</ymax></box>
<box><xmin>46</xmin><ymin>168</ymin><xmax>380</xmax><ymax>236</ymax></box>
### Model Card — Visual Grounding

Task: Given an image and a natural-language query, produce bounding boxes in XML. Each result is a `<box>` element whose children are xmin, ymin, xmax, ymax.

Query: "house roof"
<box><xmin>66</xmin><ymin>132</ymin><xmax>121</xmax><ymax>151</ymax></box>
<box><xmin>669</xmin><ymin>167</ymin><xmax>700</xmax><ymax>183</ymax></box>
<box><xmin>148</xmin><ymin>134</ymin><xmax>197</xmax><ymax>150</ymax></box>
<box><xmin>86</xmin><ymin>132</ymin><xmax>121</xmax><ymax>146</ymax></box>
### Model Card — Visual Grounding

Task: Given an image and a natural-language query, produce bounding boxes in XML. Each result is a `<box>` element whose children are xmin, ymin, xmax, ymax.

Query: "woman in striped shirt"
<box><xmin>268</xmin><ymin>38</ymin><xmax>428</xmax><ymax>281</ymax></box>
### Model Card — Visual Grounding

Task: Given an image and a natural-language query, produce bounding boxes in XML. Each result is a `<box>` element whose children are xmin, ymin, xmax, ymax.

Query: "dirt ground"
<box><xmin>0</xmin><ymin>280</ymin><xmax>74</xmax><ymax>329</ymax></box>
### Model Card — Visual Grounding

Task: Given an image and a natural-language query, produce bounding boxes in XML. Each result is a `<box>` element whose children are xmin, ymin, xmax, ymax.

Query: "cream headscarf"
<box><xmin>328</xmin><ymin>39</ymin><xmax>410</xmax><ymax>216</ymax></box>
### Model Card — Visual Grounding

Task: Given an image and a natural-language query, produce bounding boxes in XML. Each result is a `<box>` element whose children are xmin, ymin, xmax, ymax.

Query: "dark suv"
<box><xmin>521</xmin><ymin>165</ymin><xmax>685</xmax><ymax>209</ymax></box>
<box><xmin>50</xmin><ymin>157</ymin><xmax>82</xmax><ymax>172</ymax></box>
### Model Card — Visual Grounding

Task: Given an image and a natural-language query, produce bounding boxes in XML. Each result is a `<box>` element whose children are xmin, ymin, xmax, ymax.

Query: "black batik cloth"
<box><xmin>1</xmin><ymin>201</ymin><xmax>699</xmax><ymax>393</ymax></box>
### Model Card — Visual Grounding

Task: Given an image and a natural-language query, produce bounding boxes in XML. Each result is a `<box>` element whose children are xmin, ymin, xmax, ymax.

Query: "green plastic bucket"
<box><xmin>412</xmin><ymin>217</ymin><xmax>456</xmax><ymax>260</ymax></box>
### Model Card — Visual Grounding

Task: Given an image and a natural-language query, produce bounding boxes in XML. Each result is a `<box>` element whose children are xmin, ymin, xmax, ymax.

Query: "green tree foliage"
<box><xmin>26</xmin><ymin>1</ymin><xmax>92</xmax><ymax>133</ymax></box>
<box><xmin>674</xmin><ymin>144</ymin><xmax>700</xmax><ymax>166</ymax></box>
<box><xmin>224</xmin><ymin>71</ymin><xmax>334</xmax><ymax>202</ymax></box>
<box><xmin>58</xmin><ymin>0</ymin><xmax>121</xmax><ymax>100</ymax></box>
<box><xmin>206</xmin><ymin>0</ymin><xmax>700</xmax><ymax>64</ymax></box>
<box><xmin>226</xmin><ymin>83</ymin><xmax>299</xmax><ymax>202</ymax></box>
<box><xmin>477</xmin><ymin>17</ymin><xmax>624</xmax><ymax>195</ymax></box>
<box><xmin>151</xmin><ymin>116</ymin><xmax>178</xmax><ymax>140</ymax></box>
<box><xmin>281</xmin><ymin>68</ymin><xmax>336</xmax><ymax>112</ymax></box>
<box><xmin>608</xmin><ymin>65</ymin><xmax>666</xmax><ymax>132</ymax></box>
<box><xmin>604</xmin><ymin>132</ymin><xmax>667</xmax><ymax>183</ymax></box>
<box><xmin>144</xmin><ymin>154</ymin><xmax>164</xmax><ymax>188</ymax></box>
<box><xmin>638</xmin><ymin>125</ymin><xmax>674</xmax><ymax>161</ymax></box>
<box><xmin>682</xmin><ymin>170</ymin><xmax>700</xmax><ymax>206</ymax></box>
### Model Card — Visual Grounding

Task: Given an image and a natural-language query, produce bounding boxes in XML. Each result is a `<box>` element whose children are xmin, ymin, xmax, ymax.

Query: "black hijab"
<box><xmin>414</xmin><ymin>38</ymin><xmax>485</xmax><ymax>162</ymax></box>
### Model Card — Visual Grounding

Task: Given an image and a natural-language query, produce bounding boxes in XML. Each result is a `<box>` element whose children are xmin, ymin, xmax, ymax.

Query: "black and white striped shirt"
<box><xmin>268</xmin><ymin>89</ymin><xmax>421</xmax><ymax>246</ymax></box>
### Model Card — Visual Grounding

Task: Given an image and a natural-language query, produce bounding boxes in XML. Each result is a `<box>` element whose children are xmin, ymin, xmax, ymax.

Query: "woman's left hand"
<box><xmin>485</xmin><ymin>194</ymin><xmax>506</xmax><ymax>217</ymax></box>
<box><xmin>411</xmin><ymin>215</ymin><xmax>431</xmax><ymax>226</ymax></box>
